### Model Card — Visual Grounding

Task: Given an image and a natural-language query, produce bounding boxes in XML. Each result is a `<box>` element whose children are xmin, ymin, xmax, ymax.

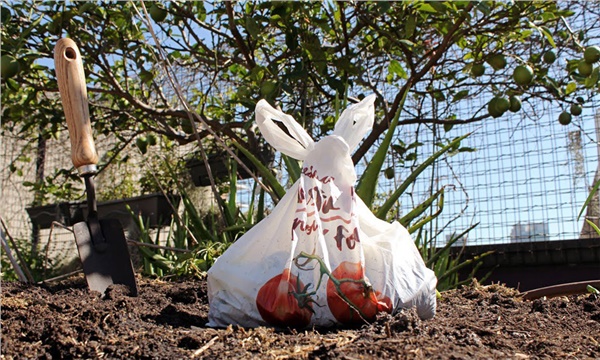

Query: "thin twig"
<box><xmin>39</xmin><ymin>269</ymin><xmax>83</xmax><ymax>284</ymax></box>
<box><xmin>0</xmin><ymin>216</ymin><xmax>35</xmax><ymax>282</ymax></box>
<box><xmin>191</xmin><ymin>336</ymin><xmax>219</xmax><ymax>358</ymax></box>
<box><xmin>0</xmin><ymin>226</ymin><xmax>28</xmax><ymax>282</ymax></box>
<box><xmin>127</xmin><ymin>239</ymin><xmax>191</xmax><ymax>253</ymax></box>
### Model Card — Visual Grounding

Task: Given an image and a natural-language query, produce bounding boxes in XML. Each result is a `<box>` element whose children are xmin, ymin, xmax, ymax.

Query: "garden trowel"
<box><xmin>54</xmin><ymin>38</ymin><xmax>138</xmax><ymax>296</ymax></box>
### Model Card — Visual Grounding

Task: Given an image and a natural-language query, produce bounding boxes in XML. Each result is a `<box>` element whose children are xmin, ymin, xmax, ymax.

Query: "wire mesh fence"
<box><xmin>376</xmin><ymin>98</ymin><xmax>599</xmax><ymax>247</ymax></box>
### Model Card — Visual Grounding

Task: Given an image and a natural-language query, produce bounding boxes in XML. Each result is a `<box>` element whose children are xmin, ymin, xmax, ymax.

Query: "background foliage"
<box><xmin>2</xmin><ymin>1</ymin><xmax>599</xmax><ymax>287</ymax></box>
<box><xmin>3</xmin><ymin>1</ymin><xmax>598</xmax><ymax>196</ymax></box>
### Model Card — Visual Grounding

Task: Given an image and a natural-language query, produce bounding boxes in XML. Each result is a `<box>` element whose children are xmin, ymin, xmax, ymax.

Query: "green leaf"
<box><xmin>444</xmin><ymin>122</ymin><xmax>454</xmax><ymax>132</ymax></box>
<box><xmin>18</xmin><ymin>16</ymin><xmax>42</xmax><ymax>45</ymax></box>
<box><xmin>578</xmin><ymin>180</ymin><xmax>600</xmax><ymax>220</ymax></box>
<box><xmin>405</xmin><ymin>16</ymin><xmax>416</xmax><ymax>38</ymax></box>
<box><xmin>282</xmin><ymin>154</ymin><xmax>301</xmax><ymax>183</ymax></box>
<box><xmin>452</xmin><ymin>89</ymin><xmax>469</xmax><ymax>102</ymax></box>
<box><xmin>6</xmin><ymin>78</ymin><xmax>19</xmax><ymax>91</ymax></box>
<box><xmin>227</xmin><ymin>160</ymin><xmax>238</xmax><ymax>224</ymax></box>
<box><xmin>429</xmin><ymin>2</ymin><xmax>447</xmax><ymax>13</ymax></box>
<box><xmin>476</xmin><ymin>2</ymin><xmax>491</xmax><ymax>16</ymax></box>
<box><xmin>399</xmin><ymin>188</ymin><xmax>444</xmax><ymax>227</ymax></box>
<box><xmin>139</xmin><ymin>69</ymin><xmax>154</xmax><ymax>84</ymax></box>
<box><xmin>585</xmin><ymin>220</ymin><xmax>600</xmax><ymax>236</ymax></box>
<box><xmin>458</xmin><ymin>146</ymin><xmax>476</xmax><ymax>152</ymax></box>
<box><xmin>540</xmin><ymin>26</ymin><xmax>556</xmax><ymax>48</ymax></box>
<box><xmin>398</xmin><ymin>39</ymin><xmax>416</xmax><ymax>49</ymax></box>
<box><xmin>417</xmin><ymin>3</ymin><xmax>436</xmax><ymax>13</ymax></box>
<box><xmin>245</xmin><ymin>15</ymin><xmax>260</xmax><ymax>38</ymax></box>
<box><xmin>587</xmin><ymin>284</ymin><xmax>600</xmax><ymax>295</ymax></box>
<box><xmin>584</xmin><ymin>66</ymin><xmax>599</xmax><ymax>88</ymax></box>
<box><xmin>407</xmin><ymin>206</ymin><xmax>443</xmax><ymax>234</ymax></box>
<box><xmin>425</xmin><ymin>223</ymin><xmax>478</xmax><ymax>267</ymax></box>
<box><xmin>565</xmin><ymin>82</ymin><xmax>577</xmax><ymax>95</ymax></box>
<box><xmin>529</xmin><ymin>21</ymin><xmax>556</xmax><ymax>48</ymax></box>
<box><xmin>388</xmin><ymin>59</ymin><xmax>408</xmax><ymax>79</ymax></box>
<box><xmin>260</xmin><ymin>80</ymin><xmax>278</xmax><ymax>98</ymax></box>
<box><xmin>195</xmin><ymin>1</ymin><xmax>206</xmax><ymax>21</ymax></box>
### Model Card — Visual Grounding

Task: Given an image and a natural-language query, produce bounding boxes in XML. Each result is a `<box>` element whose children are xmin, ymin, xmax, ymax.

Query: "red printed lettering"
<box><xmin>297</xmin><ymin>187</ymin><xmax>305</xmax><ymax>203</ymax></box>
<box><xmin>303</xmin><ymin>185</ymin><xmax>340</xmax><ymax>214</ymax></box>
<box><xmin>302</xmin><ymin>166</ymin><xmax>334</xmax><ymax>184</ymax></box>
<box><xmin>292</xmin><ymin>218</ymin><xmax>319</xmax><ymax>238</ymax></box>
<box><xmin>334</xmin><ymin>225</ymin><xmax>360</xmax><ymax>251</ymax></box>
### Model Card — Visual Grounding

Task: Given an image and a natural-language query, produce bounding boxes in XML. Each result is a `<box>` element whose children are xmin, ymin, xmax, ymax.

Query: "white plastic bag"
<box><xmin>207</xmin><ymin>95</ymin><xmax>437</xmax><ymax>328</ymax></box>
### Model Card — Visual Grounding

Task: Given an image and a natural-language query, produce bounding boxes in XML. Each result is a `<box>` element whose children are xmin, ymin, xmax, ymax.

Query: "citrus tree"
<box><xmin>2</xmin><ymin>0</ymin><xmax>599</xmax><ymax>208</ymax></box>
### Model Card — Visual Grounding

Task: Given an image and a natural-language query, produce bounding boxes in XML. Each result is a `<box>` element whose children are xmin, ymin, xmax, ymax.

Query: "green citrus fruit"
<box><xmin>384</xmin><ymin>167</ymin><xmax>395</xmax><ymax>179</ymax></box>
<box><xmin>260</xmin><ymin>80</ymin><xmax>278</xmax><ymax>98</ymax></box>
<box><xmin>543</xmin><ymin>50</ymin><xmax>556</xmax><ymax>64</ymax></box>
<box><xmin>471</xmin><ymin>63</ymin><xmax>485</xmax><ymax>77</ymax></box>
<box><xmin>149</xmin><ymin>4</ymin><xmax>167</xmax><ymax>22</ymax></box>
<box><xmin>570</xmin><ymin>104</ymin><xmax>582</xmax><ymax>116</ymax></box>
<box><xmin>1</xmin><ymin>55</ymin><xmax>20</xmax><ymax>79</ymax></box>
<box><xmin>488</xmin><ymin>97</ymin><xmax>504</xmax><ymax>118</ymax></box>
<box><xmin>486</xmin><ymin>53</ymin><xmax>507</xmax><ymax>71</ymax></box>
<box><xmin>583</xmin><ymin>45</ymin><xmax>600</xmax><ymax>64</ymax></box>
<box><xmin>513</xmin><ymin>65</ymin><xmax>534</xmax><ymax>86</ymax></box>
<box><xmin>495</xmin><ymin>96</ymin><xmax>510</xmax><ymax>113</ymax></box>
<box><xmin>578</xmin><ymin>60</ymin><xmax>593</xmax><ymax>77</ymax></box>
<box><xmin>509</xmin><ymin>95</ymin><xmax>522</xmax><ymax>112</ymax></box>
<box><xmin>558</xmin><ymin>111</ymin><xmax>572</xmax><ymax>125</ymax></box>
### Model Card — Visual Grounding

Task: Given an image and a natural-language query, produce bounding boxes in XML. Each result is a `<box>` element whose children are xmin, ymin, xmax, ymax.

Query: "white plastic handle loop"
<box><xmin>255</xmin><ymin>100</ymin><xmax>315</xmax><ymax>160</ymax></box>
<box><xmin>332</xmin><ymin>94</ymin><xmax>376</xmax><ymax>151</ymax></box>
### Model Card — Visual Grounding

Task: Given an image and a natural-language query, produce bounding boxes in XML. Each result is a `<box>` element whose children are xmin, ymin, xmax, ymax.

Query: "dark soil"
<box><xmin>2</xmin><ymin>276</ymin><xmax>599</xmax><ymax>359</ymax></box>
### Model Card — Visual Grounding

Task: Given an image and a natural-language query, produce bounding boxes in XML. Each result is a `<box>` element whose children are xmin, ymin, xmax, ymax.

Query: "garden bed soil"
<box><xmin>2</xmin><ymin>277</ymin><xmax>599</xmax><ymax>359</ymax></box>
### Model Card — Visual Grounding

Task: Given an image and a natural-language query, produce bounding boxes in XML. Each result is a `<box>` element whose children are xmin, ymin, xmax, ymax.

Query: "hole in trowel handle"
<box><xmin>64</xmin><ymin>47</ymin><xmax>77</xmax><ymax>61</ymax></box>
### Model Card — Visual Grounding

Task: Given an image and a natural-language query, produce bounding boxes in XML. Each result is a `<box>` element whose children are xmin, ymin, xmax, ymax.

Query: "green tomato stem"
<box><xmin>294</xmin><ymin>251</ymin><xmax>377</xmax><ymax>323</ymax></box>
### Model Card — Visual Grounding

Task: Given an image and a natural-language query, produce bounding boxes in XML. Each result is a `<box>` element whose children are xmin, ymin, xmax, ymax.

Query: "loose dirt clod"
<box><xmin>1</xmin><ymin>276</ymin><xmax>599</xmax><ymax>359</ymax></box>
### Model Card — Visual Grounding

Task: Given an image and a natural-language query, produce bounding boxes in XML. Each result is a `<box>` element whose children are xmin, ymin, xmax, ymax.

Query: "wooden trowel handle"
<box><xmin>54</xmin><ymin>38</ymin><xmax>99</xmax><ymax>175</ymax></box>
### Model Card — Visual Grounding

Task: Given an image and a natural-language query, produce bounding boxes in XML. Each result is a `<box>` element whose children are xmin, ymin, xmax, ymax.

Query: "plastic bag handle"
<box><xmin>332</xmin><ymin>95</ymin><xmax>376</xmax><ymax>151</ymax></box>
<box><xmin>255</xmin><ymin>100</ymin><xmax>314</xmax><ymax>160</ymax></box>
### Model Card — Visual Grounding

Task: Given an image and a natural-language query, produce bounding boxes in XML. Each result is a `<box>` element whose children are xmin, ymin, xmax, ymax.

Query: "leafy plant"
<box><xmin>416</xmin><ymin>224</ymin><xmax>494</xmax><ymax>291</ymax></box>
<box><xmin>1</xmin><ymin>231</ymin><xmax>74</xmax><ymax>282</ymax></box>
<box><xmin>578</xmin><ymin>180</ymin><xmax>600</xmax><ymax>236</ymax></box>
<box><xmin>131</xmin><ymin>157</ymin><xmax>260</xmax><ymax>278</ymax></box>
<box><xmin>133</xmin><ymin>209</ymin><xmax>223</xmax><ymax>278</ymax></box>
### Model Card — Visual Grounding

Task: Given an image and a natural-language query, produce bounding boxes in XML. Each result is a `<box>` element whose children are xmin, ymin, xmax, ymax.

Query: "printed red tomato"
<box><xmin>256</xmin><ymin>269</ymin><xmax>313</xmax><ymax>328</ymax></box>
<box><xmin>327</xmin><ymin>261</ymin><xmax>392</xmax><ymax>324</ymax></box>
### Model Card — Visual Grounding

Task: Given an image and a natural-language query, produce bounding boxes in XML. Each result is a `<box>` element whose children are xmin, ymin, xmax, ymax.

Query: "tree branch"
<box><xmin>352</xmin><ymin>2</ymin><xmax>475</xmax><ymax>164</ymax></box>
<box><xmin>225</xmin><ymin>2</ymin><xmax>256</xmax><ymax>69</ymax></box>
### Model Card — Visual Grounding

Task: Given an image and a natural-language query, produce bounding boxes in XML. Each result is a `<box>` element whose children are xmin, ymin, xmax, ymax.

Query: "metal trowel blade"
<box><xmin>73</xmin><ymin>218</ymin><xmax>138</xmax><ymax>296</ymax></box>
